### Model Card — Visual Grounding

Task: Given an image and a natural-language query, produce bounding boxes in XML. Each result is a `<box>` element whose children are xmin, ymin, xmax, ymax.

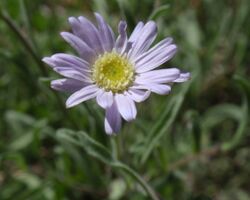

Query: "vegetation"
<box><xmin>0</xmin><ymin>0</ymin><xmax>249</xmax><ymax>199</ymax></box>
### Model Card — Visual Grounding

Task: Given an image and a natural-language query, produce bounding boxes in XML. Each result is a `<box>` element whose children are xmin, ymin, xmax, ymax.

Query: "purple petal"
<box><xmin>60</xmin><ymin>32</ymin><xmax>96</xmax><ymax>63</ymax></box>
<box><xmin>94</xmin><ymin>13</ymin><xmax>115</xmax><ymax>52</ymax></box>
<box><xmin>174</xmin><ymin>72</ymin><xmax>191</xmax><ymax>82</ymax></box>
<box><xmin>96</xmin><ymin>90</ymin><xmax>114</xmax><ymax>109</ymax></box>
<box><xmin>128</xmin><ymin>22</ymin><xmax>144</xmax><ymax>43</ymax></box>
<box><xmin>135</xmin><ymin>37</ymin><xmax>173</xmax><ymax>63</ymax></box>
<box><xmin>135</xmin><ymin>68</ymin><xmax>180</xmax><ymax>84</ymax></box>
<box><xmin>56</xmin><ymin>70</ymin><xmax>90</xmax><ymax>82</ymax></box>
<box><xmin>115</xmin><ymin>94</ymin><xmax>137</xmax><ymax>121</ymax></box>
<box><xmin>51</xmin><ymin>78</ymin><xmax>86</xmax><ymax>93</ymax></box>
<box><xmin>128</xmin><ymin>21</ymin><xmax>157</xmax><ymax>60</ymax></box>
<box><xmin>66</xmin><ymin>85</ymin><xmax>99</xmax><ymax>108</ymax></box>
<box><xmin>143</xmin><ymin>84</ymin><xmax>171</xmax><ymax>95</ymax></box>
<box><xmin>68</xmin><ymin>16</ymin><xmax>104</xmax><ymax>54</ymax></box>
<box><xmin>43</xmin><ymin>56</ymin><xmax>92</xmax><ymax>83</ymax></box>
<box><xmin>104</xmin><ymin>102</ymin><xmax>121</xmax><ymax>135</ymax></box>
<box><xmin>135</xmin><ymin>42</ymin><xmax>177</xmax><ymax>73</ymax></box>
<box><xmin>126</xmin><ymin>88</ymin><xmax>151</xmax><ymax>102</ymax></box>
<box><xmin>43</xmin><ymin>53</ymin><xmax>90</xmax><ymax>73</ymax></box>
<box><xmin>115</xmin><ymin>21</ymin><xmax>128</xmax><ymax>54</ymax></box>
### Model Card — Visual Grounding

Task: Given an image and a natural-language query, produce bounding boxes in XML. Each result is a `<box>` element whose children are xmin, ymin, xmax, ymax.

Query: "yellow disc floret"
<box><xmin>92</xmin><ymin>52</ymin><xmax>135</xmax><ymax>93</ymax></box>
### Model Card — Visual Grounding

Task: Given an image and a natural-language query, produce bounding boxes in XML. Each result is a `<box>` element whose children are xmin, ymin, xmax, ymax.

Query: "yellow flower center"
<box><xmin>92</xmin><ymin>52</ymin><xmax>135</xmax><ymax>93</ymax></box>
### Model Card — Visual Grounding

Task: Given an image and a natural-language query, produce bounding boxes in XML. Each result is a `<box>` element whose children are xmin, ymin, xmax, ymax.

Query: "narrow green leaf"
<box><xmin>202</xmin><ymin>104</ymin><xmax>241</xmax><ymax>130</ymax></box>
<box><xmin>222</xmin><ymin>88</ymin><xmax>248</xmax><ymax>151</ymax></box>
<box><xmin>149</xmin><ymin>5</ymin><xmax>170</xmax><ymax>20</ymax></box>
<box><xmin>56</xmin><ymin>129</ymin><xmax>159</xmax><ymax>200</ymax></box>
<box><xmin>9</xmin><ymin>131</ymin><xmax>33</xmax><ymax>150</ymax></box>
<box><xmin>140</xmin><ymin>82</ymin><xmax>191</xmax><ymax>164</ymax></box>
<box><xmin>15</xmin><ymin>172</ymin><xmax>41</xmax><ymax>190</ymax></box>
<box><xmin>56</xmin><ymin>129</ymin><xmax>114</xmax><ymax>165</ymax></box>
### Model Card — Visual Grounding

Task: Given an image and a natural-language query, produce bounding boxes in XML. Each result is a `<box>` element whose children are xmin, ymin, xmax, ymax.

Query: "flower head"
<box><xmin>43</xmin><ymin>13</ymin><xmax>190</xmax><ymax>135</ymax></box>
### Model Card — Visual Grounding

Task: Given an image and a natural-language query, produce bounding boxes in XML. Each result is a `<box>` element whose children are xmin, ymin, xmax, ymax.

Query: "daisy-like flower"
<box><xmin>43</xmin><ymin>13</ymin><xmax>190</xmax><ymax>135</ymax></box>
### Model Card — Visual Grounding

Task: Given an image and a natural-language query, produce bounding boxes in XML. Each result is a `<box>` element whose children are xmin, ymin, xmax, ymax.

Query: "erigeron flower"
<box><xmin>42</xmin><ymin>13</ymin><xmax>190</xmax><ymax>135</ymax></box>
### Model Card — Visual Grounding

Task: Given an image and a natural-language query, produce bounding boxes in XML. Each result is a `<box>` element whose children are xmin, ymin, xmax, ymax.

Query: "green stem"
<box><xmin>111</xmin><ymin>137</ymin><xmax>118</xmax><ymax>160</ymax></box>
<box><xmin>113</xmin><ymin>162</ymin><xmax>160</xmax><ymax>200</ymax></box>
<box><xmin>58</xmin><ymin>130</ymin><xmax>160</xmax><ymax>200</ymax></box>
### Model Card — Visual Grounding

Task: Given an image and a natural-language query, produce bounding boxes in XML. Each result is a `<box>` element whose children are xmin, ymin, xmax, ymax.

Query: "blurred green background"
<box><xmin>0</xmin><ymin>0</ymin><xmax>250</xmax><ymax>199</ymax></box>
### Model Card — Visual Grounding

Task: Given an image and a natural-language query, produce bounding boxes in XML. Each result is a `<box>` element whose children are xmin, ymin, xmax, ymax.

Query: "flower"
<box><xmin>42</xmin><ymin>13</ymin><xmax>190</xmax><ymax>135</ymax></box>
